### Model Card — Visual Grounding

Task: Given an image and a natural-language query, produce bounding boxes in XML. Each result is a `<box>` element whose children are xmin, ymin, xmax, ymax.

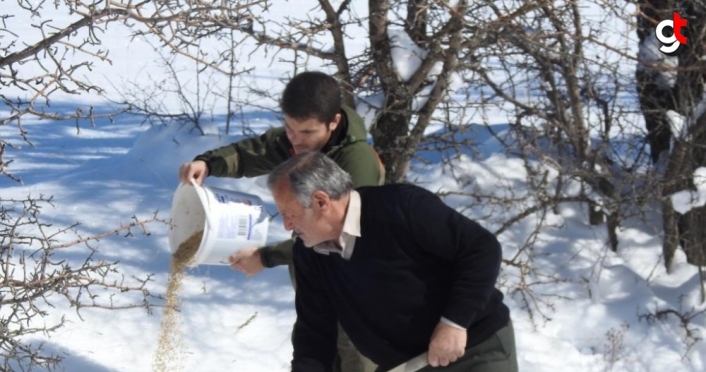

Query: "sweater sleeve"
<box><xmin>291</xmin><ymin>243</ymin><xmax>338</xmax><ymax>372</ymax></box>
<box><xmin>405</xmin><ymin>187</ymin><xmax>502</xmax><ymax>328</ymax></box>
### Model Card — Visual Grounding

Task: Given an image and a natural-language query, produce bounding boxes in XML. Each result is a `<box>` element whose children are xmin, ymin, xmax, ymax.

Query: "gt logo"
<box><xmin>655</xmin><ymin>12</ymin><xmax>688</xmax><ymax>55</ymax></box>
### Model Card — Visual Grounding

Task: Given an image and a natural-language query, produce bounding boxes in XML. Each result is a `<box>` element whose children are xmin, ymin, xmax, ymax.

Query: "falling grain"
<box><xmin>153</xmin><ymin>230</ymin><xmax>203</xmax><ymax>372</ymax></box>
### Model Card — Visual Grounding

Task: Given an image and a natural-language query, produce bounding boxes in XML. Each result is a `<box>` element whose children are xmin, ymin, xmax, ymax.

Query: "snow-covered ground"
<box><xmin>3</xmin><ymin>101</ymin><xmax>705</xmax><ymax>371</ymax></box>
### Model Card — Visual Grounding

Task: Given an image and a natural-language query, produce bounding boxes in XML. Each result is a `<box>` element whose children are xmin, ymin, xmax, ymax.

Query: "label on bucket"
<box><xmin>212</xmin><ymin>191</ymin><xmax>263</xmax><ymax>242</ymax></box>
<box><xmin>214</xmin><ymin>192</ymin><xmax>259</xmax><ymax>207</ymax></box>
<box><xmin>217</xmin><ymin>213</ymin><xmax>253</xmax><ymax>240</ymax></box>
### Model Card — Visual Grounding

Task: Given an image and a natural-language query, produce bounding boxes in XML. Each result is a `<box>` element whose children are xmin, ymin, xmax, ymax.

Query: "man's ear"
<box><xmin>312</xmin><ymin>190</ymin><xmax>330</xmax><ymax>210</ymax></box>
<box><xmin>327</xmin><ymin>113</ymin><xmax>341</xmax><ymax>132</ymax></box>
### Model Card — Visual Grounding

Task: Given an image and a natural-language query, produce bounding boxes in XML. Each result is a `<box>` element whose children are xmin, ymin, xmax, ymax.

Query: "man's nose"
<box><xmin>283</xmin><ymin>217</ymin><xmax>295</xmax><ymax>231</ymax></box>
<box><xmin>287</xmin><ymin>132</ymin><xmax>300</xmax><ymax>145</ymax></box>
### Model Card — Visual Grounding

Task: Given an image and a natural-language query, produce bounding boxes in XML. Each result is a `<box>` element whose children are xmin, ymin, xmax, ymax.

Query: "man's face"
<box><xmin>273</xmin><ymin>184</ymin><xmax>334</xmax><ymax>247</ymax></box>
<box><xmin>283</xmin><ymin>115</ymin><xmax>339</xmax><ymax>154</ymax></box>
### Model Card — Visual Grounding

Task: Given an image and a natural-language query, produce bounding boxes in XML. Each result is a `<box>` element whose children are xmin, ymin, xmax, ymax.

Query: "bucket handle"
<box><xmin>190</xmin><ymin>179</ymin><xmax>216</xmax><ymax>229</ymax></box>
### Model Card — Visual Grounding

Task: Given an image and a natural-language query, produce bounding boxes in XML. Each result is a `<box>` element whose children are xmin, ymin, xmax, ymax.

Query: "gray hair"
<box><xmin>267</xmin><ymin>152</ymin><xmax>353</xmax><ymax>207</ymax></box>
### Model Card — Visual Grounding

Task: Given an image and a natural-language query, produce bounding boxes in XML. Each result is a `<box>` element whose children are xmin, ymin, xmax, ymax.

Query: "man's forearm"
<box><xmin>193</xmin><ymin>143</ymin><xmax>239</xmax><ymax>178</ymax></box>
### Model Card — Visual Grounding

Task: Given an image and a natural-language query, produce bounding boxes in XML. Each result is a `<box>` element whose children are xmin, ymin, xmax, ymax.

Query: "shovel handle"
<box><xmin>388</xmin><ymin>353</ymin><xmax>428</xmax><ymax>372</ymax></box>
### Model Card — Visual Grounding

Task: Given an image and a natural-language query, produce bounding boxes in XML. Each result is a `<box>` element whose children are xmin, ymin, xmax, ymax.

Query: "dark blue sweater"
<box><xmin>291</xmin><ymin>184</ymin><xmax>510</xmax><ymax>372</ymax></box>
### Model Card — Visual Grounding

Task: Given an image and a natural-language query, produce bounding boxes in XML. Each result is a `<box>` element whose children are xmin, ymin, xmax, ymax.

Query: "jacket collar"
<box><xmin>320</xmin><ymin>110</ymin><xmax>349</xmax><ymax>154</ymax></box>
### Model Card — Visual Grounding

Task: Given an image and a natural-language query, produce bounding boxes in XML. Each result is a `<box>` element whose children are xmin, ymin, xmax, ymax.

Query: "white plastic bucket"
<box><xmin>168</xmin><ymin>182</ymin><xmax>269</xmax><ymax>266</ymax></box>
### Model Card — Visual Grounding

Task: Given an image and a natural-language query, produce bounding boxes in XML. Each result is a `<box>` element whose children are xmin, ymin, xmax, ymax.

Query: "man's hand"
<box><xmin>427</xmin><ymin>322</ymin><xmax>467</xmax><ymax>367</ymax></box>
<box><xmin>228</xmin><ymin>247</ymin><xmax>265</xmax><ymax>277</ymax></box>
<box><xmin>179</xmin><ymin>160</ymin><xmax>209</xmax><ymax>185</ymax></box>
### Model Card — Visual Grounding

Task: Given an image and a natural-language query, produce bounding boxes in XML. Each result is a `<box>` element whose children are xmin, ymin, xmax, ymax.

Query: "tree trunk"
<box><xmin>371</xmin><ymin>98</ymin><xmax>414</xmax><ymax>184</ymax></box>
<box><xmin>662</xmin><ymin>200</ymin><xmax>681</xmax><ymax>270</ymax></box>
<box><xmin>368</xmin><ymin>0</ymin><xmax>466</xmax><ymax>184</ymax></box>
<box><xmin>406</xmin><ymin>0</ymin><xmax>428</xmax><ymax>48</ymax></box>
<box><xmin>369</xmin><ymin>0</ymin><xmax>416</xmax><ymax>184</ymax></box>
<box><xmin>670</xmin><ymin>2</ymin><xmax>706</xmax><ymax>268</ymax></box>
<box><xmin>319</xmin><ymin>0</ymin><xmax>356</xmax><ymax>107</ymax></box>
<box><xmin>636</xmin><ymin>0</ymin><xmax>677</xmax><ymax>164</ymax></box>
<box><xmin>637</xmin><ymin>1</ymin><xmax>706</xmax><ymax>269</ymax></box>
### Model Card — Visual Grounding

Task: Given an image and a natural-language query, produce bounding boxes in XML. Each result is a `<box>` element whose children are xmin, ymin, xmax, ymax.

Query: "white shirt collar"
<box><xmin>312</xmin><ymin>190</ymin><xmax>361</xmax><ymax>259</ymax></box>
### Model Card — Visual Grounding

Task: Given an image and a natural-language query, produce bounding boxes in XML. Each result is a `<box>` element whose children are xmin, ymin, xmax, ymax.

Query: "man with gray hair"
<box><xmin>269</xmin><ymin>152</ymin><xmax>517</xmax><ymax>372</ymax></box>
<box><xmin>180</xmin><ymin>71</ymin><xmax>381</xmax><ymax>372</ymax></box>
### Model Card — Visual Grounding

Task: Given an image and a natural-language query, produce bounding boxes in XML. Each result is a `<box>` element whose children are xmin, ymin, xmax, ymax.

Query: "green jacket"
<box><xmin>194</xmin><ymin>105</ymin><xmax>384</xmax><ymax>267</ymax></box>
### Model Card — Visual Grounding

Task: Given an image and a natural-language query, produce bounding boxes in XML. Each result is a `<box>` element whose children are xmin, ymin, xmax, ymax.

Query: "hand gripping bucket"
<box><xmin>168</xmin><ymin>182</ymin><xmax>269</xmax><ymax>266</ymax></box>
